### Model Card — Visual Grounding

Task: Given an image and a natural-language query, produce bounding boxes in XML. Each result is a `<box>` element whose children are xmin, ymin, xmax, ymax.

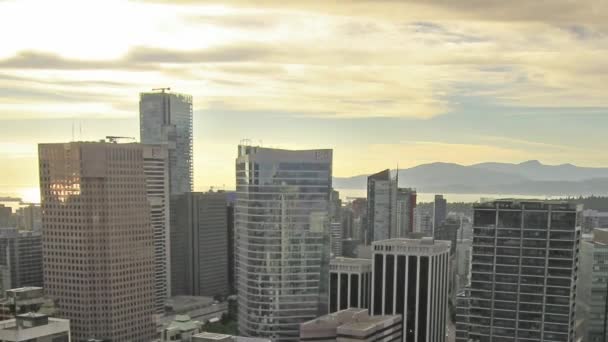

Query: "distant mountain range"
<box><xmin>333</xmin><ymin>160</ymin><xmax>608</xmax><ymax>196</ymax></box>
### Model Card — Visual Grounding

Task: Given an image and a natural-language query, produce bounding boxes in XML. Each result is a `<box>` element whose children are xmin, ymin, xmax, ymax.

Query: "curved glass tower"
<box><xmin>235</xmin><ymin>145</ymin><xmax>332</xmax><ymax>342</ymax></box>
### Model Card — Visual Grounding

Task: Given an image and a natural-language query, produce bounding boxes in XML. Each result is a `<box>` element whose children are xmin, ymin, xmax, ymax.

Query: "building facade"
<box><xmin>433</xmin><ymin>195</ymin><xmax>447</xmax><ymax>231</ymax></box>
<box><xmin>300</xmin><ymin>308</ymin><xmax>401</xmax><ymax>342</ymax></box>
<box><xmin>328</xmin><ymin>258</ymin><xmax>371</xmax><ymax>313</ymax></box>
<box><xmin>39</xmin><ymin>142</ymin><xmax>156</xmax><ymax>342</ymax></box>
<box><xmin>366</xmin><ymin>170</ymin><xmax>397</xmax><ymax>244</ymax></box>
<box><xmin>0</xmin><ymin>228</ymin><xmax>43</xmax><ymax>289</ymax></box>
<box><xmin>371</xmin><ymin>238</ymin><xmax>450</xmax><ymax>342</ymax></box>
<box><xmin>395</xmin><ymin>188</ymin><xmax>416</xmax><ymax>238</ymax></box>
<box><xmin>235</xmin><ymin>145</ymin><xmax>332</xmax><ymax>341</ymax></box>
<box><xmin>139</xmin><ymin>90</ymin><xmax>193</xmax><ymax>195</ymax></box>
<box><xmin>143</xmin><ymin>145</ymin><xmax>171</xmax><ymax>313</ymax></box>
<box><xmin>456</xmin><ymin>200</ymin><xmax>580</xmax><ymax>342</ymax></box>
<box><xmin>171</xmin><ymin>192</ymin><xmax>230</xmax><ymax>297</ymax></box>
<box><xmin>577</xmin><ymin>228</ymin><xmax>608</xmax><ymax>342</ymax></box>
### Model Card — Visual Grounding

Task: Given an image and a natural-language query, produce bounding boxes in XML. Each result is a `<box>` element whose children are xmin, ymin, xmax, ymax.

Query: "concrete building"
<box><xmin>433</xmin><ymin>194</ymin><xmax>447</xmax><ymax>231</ymax></box>
<box><xmin>192</xmin><ymin>332</ymin><xmax>270</xmax><ymax>342</ymax></box>
<box><xmin>0</xmin><ymin>228</ymin><xmax>42</xmax><ymax>289</ymax></box>
<box><xmin>456</xmin><ymin>200</ymin><xmax>580</xmax><ymax>342</ymax></box>
<box><xmin>226</xmin><ymin>193</ymin><xmax>236</xmax><ymax>294</ymax></box>
<box><xmin>366</xmin><ymin>170</ymin><xmax>397</xmax><ymax>243</ymax></box>
<box><xmin>161</xmin><ymin>315</ymin><xmax>204</xmax><ymax>342</ymax></box>
<box><xmin>299</xmin><ymin>308</ymin><xmax>402</xmax><ymax>342</ymax></box>
<box><xmin>330</xmin><ymin>222</ymin><xmax>343</xmax><ymax>257</ymax></box>
<box><xmin>38</xmin><ymin>142</ymin><xmax>156</xmax><ymax>342</ymax></box>
<box><xmin>577</xmin><ymin>228</ymin><xmax>608</xmax><ymax>341</ymax></box>
<box><xmin>329</xmin><ymin>258</ymin><xmax>371</xmax><ymax>313</ymax></box>
<box><xmin>143</xmin><ymin>144</ymin><xmax>171</xmax><ymax>313</ymax></box>
<box><xmin>0</xmin><ymin>313</ymin><xmax>70</xmax><ymax>342</ymax></box>
<box><xmin>0</xmin><ymin>206</ymin><xmax>11</xmax><ymax>228</ymax></box>
<box><xmin>171</xmin><ymin>192</ymin><xmax>229</xmax><ymax>298</ymax></box>
<box><xmin>371</xmin><ymin>238</ymin><xmax>450</xmax><ymax>342</ymax></box>
<box><xmin>15</xmin><ymin>205</ymin><xmax>41</xmax><ymax>232</ymax></box>
<box><xmin>140</xmin><ymin>90</ymin><xmax>193</xmax><ymax>195</ymax></box>
<box><xmin>395</xmin><ymin>188</ymin><xmax>416</xmax><ymax>238</ymax></box>
<box><xmin>413</xmin><ymin>206</ymin><xmax>433</xmax><ymax>237</ymax></box>
<box><xmin>0</xmin><ymin>287</ymin><xmax>46</xmax><ymax>320</ymax></box>
<box><xmin>235</xmin><ymin>145</ymin><xmax>332</xmax><ymax>341</ymax></box>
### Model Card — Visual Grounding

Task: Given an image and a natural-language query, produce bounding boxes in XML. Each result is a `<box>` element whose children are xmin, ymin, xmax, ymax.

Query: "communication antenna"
<box><xmin>152</xmin><ymin>87</ymin><xmax>171</xmax><ymax>93</ymax></box>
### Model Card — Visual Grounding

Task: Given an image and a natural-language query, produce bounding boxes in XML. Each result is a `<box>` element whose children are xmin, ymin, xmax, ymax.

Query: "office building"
<box><xmin>434</xmin><ymin>217</ymin><xmax>460</xmax><ymax>255</ymax></box>
<box><xmin>0</xmin><ymin>313</ymin><xmax>70</xmax><ymax>342</ymax></box>
<box><xmin>329</xmin><ymin>189</ymin><xmax>342</xmax><ymax>224</ymax></box>
<box><xmin>143</xmin><ymin>144</ymin><xmax>171</xmax><ymax>313</ymax></box>
<box><xmin>235</xmin><ymin>145</ymin><xmax>332</xmax><ymax>341</ymax></box>
<box><xmin>171</xmin><ymin>192</ymin><xmax>229</xmax><ymax>297</ymax></box>
<box><xmin>0</xmin><ymin>206</ymin><xmax>11</xmax><ymax>228</ymax></box>
<box><xmin>161</xmin><ymin>315</ymin><xmax>204</xmax><ymax>342</ymax></box>
<box><xmin>433</xmin><ymin>195</ymin><xmax>447</xmax><ymax>231</ymax></box>
<box><xmin>300</xmin><ymin>308</ymin><xmax>401</xmax><ymax>342</ymax></box>
<box><xmin>395</xmin><ymin>188</ymin><xmax>416</xmax><ymax>237</ymax></box>
<box><xmin>414</xmin><ymin>206</ymin><xmax>433</xmax><ymax>236</ymax></box>
<box><xmin>16</xmin><ymin>204</ymin><xmax>41</xmax><ymax>232</ymax></box>
<box><xmin>456</xmin><ymin>200</ymin><xmax>580</xmax><ymax>342</ymax></box>
<box><xmin>330</xmin><ymin>222</ymin><xmax>343</xmax><ymax>257</ymax></box>
<box><xmin>329</xmin><ymin>258</ymin><xmax>371</xmax><ymax>313</ymax></box>
<box><xmin>366</xmin><ymin>170</ymin><xmax>397</xmax><ymax>243</ymax></box>
<box><xmin>0</xmin><ymin>287</ymin><xmax>46</xmax><ymax>320</ymax></box>
<box><xmin>577</xmin><ymin>228</ymin><xmax>608</xmax><ymax>341</ymax></box>
<box><xmin>140</xmin><ymin>90</ymin><xmax>193</xmax><ymax>195</ymax></box>
<box><xmin>0</xmin><ymin>228</ymin><xmax>42</xmax><ymax>289</ymax></box>
<box><xmin>226</xmin><ymin>192</ymin><xmax>236</xmax><ymax>294</ymax></box>
<box><xmin>39</xmin><ymin>142</ymin><xmax>156</xmax><ymax>342</ymax></box>
<box><xmin>371</xmin><ymin>238</ymin><xmax>451</xmax><ymax>342</ymax></box>
<box><xmin>192</xmin><ymin>332</ymin><xmax>270</xmax><ymax>342</ymax></box>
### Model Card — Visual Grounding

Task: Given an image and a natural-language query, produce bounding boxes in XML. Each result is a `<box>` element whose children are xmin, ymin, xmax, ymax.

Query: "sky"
<box><xmin>1</xmin><ymin>0</ymin><xmax>608</xmax><ymax>200</ymax></box>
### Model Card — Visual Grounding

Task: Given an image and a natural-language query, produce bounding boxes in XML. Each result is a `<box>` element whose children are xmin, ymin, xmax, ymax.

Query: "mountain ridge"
<box><xmin>333</xmin><ymin>160</ymin><xmax>608</xmax><ymax>196</ymax></box>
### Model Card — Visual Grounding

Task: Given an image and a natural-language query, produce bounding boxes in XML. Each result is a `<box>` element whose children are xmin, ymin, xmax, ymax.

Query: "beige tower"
<box><xmin>38</xmin><ymin>142</ymin><xmax>156</xmax><ymax>342</ymax></box>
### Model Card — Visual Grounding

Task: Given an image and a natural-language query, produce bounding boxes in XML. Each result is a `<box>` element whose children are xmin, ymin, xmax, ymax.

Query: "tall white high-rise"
<box><xmin>235</xmin><ymin>145</ymin><xmax>332</xmax><ymax>342</ymax></box>
<box><xmin>142</xmin><ymin>145</ymin><xmax>171</xmax><ymax>313</ymax></box>
<box><xmin>139</xmin><ymin>90</ymin><xmax>193</xmax><ymax>195</ymax></box>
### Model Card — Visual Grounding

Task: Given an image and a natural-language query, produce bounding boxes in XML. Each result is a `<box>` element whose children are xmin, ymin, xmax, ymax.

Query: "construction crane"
<box><xmin>152</xmin><ymin>87</ymin><xmax>171</xmax><ymax>93</ymax></box>
<box><xmin>106</xmin><ymin>136</ymin><xmax>135</xmax><ymax>144</ymax></box>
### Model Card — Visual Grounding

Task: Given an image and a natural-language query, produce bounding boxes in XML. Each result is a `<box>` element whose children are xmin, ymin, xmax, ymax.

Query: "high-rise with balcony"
<box><xmin>456</xmin><ymin>200</ymin><xmax>580</xmax><ymax>342</ymax></box>
<box><xmin>235</xmin><ymin>145</ymin><xmax>332</xmax><ymax>341</ymax></box>
<box><xmin>140</xmin><ymin>90</ymin><xmax>193</xmax><ymax>195</ymax></box>
<box><xmin>39</xmin><ymin>142</ymin><xmax>156</xmax><ymax>342</ymax></box>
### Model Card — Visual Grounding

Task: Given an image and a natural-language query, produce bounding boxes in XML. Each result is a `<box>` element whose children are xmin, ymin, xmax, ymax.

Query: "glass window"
<box><xmin>498</xmin><ymin>211</ymin><xmax>521</xmax><ymax>228</ymax></box>
<box><xmin>524</xmin><ymin>211</ymin><xmax>548</xmax><ymax>230</ymax></box>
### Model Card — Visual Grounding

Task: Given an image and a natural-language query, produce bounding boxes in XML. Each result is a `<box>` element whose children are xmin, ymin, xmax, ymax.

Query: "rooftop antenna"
<box><xmin>152</xmin><ymin>87</ymin><xmax>171</xmax><ymax>93</ymax></box>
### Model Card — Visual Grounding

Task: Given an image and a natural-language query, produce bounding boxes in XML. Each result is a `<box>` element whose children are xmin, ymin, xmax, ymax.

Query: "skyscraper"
<box><xmin>39</xmin><ymin>142</ymin><xmax>156</xmax><ymax>342</ymax></box>
<box><xmin>143</xmin><ymin>144</ymin><xmax>171</xmax><ymax>313</ymax></box>
<box><xmin>235</xmin><ymin>145</ymin><xmax>332</xmax><ymax>341</ymax></box>
<box><xmin>433</xmin><ymin>194</ymin><xmax>447</xmax><ymax>231</ymax></box>
<box><xmin>366</xmin><ymin>169</ymin><xmax>397</xmax><ymax>243</ymax></box>
<box><xmin>140</xmin><ymin>90</ymin><xmax>193</xmax><ymax>195</ymax></box>
<box><xmin>170</xmin><ymin>191</ymin><xmax>230</xmax><ymax>297</ymax></box>
<box><xmin>395</xmin><ymin>188</ymin><xmax>416</xmax><ymax>237</ymax></box>
<box><xmin>371</xmin><ymin>238</ymin><xmax>451</xmax><ymax>342</ymax></box>
<box><xmin>456</xmin><ymin>200</ymin><xmax>580</xmax><ymax>342</ymax></box>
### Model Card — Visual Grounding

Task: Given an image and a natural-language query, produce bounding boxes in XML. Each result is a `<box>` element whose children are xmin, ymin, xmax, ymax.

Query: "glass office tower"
<box><xmin>456</xmin><ymin>200</ymin><xmax>580</xmax><ymax>342</ymax></box>
<box><xmin>140</xmin><ymin>90</ymin><xmax>193</xmax><ymax>195</ymax></box>
<box><xmin>235</xmin><ymin>145</ymin><xmax>332</xmax><ymax>342</ymax></box>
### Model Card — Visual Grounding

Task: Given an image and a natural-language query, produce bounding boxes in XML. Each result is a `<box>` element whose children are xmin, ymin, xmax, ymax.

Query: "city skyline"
<box><xmin>2</xmin><ymin>0</ymin><xmax>608</xmax><ymax>199</ymax></box>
